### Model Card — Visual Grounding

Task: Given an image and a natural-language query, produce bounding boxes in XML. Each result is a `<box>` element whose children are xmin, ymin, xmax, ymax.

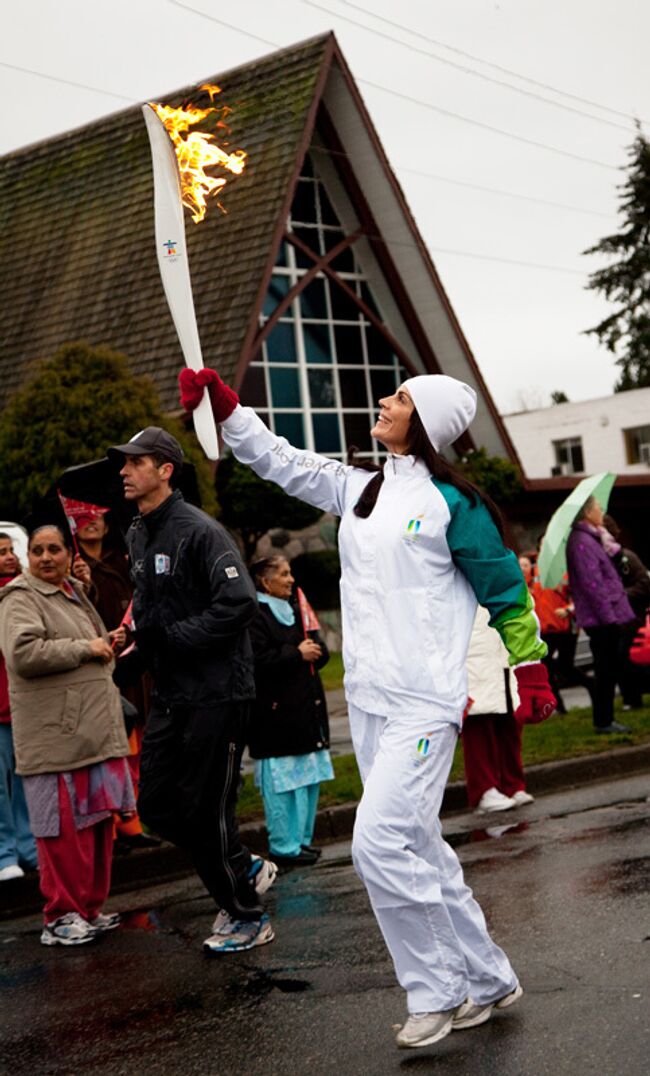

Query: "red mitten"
<box><xmin>178</xmin><ymin>367</ymin><xmax>239</xmax><ymax>421</ymax></box>
<box><xmin>178</xmin><ymin>367</ymin><xmax>203</xmax><ymax>411</ymax></box>
<box><xmin>514</xmin><ymin>663</ymin><xmax>557</xmax><ymax>725</ymax></box>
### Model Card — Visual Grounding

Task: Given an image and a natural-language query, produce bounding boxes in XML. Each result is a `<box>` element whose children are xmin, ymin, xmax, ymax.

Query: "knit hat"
<box><xmin>403</xmin><ymin>375</ymin><xmax>477</xmax><ymax>450</ymax></box>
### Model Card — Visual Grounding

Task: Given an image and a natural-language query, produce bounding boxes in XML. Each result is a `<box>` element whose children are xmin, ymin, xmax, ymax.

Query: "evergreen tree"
<box><xmin>0</xmin><ymin>341</ymin><xmax>216</xmax><ymax>518</ymax></box>
<box><xmin>457</xmin><ymin>447</ymin><xmax>522</xmax><ymax>504</ymax></box>
<box><xmin>583</xmin><ymin>127</ymin><xmax>650</xmax><ymax>390</ymax></box>
<box><xmin>216</xmin><ymin>452</ymin><xmax>322</xmax><ymax>563</ymax></box>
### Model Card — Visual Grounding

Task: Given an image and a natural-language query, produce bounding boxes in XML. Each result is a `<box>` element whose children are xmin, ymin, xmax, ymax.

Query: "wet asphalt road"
<box><xmin>1</xmin><ymin>774</ymin><xmax>649</xmax><ymax>1076</ymax></box>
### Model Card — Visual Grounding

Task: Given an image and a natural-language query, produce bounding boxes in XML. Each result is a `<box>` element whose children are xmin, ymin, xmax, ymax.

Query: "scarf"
<box><xmin>257</xmin><ymin>592</ymin><xmax>295</xmax><ymax>626</ymax></box>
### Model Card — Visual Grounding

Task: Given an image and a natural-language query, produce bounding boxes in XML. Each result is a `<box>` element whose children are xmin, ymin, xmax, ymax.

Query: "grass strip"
<box><xmin>237</xmin><ymin>699</ymin><xmax>650</xmax><ymax>823</ymax></box>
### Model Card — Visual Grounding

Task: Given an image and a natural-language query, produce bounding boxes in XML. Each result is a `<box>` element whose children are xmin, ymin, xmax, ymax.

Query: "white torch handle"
<box><xmin>142</xmin><ymin>105</ymin><xmax>219</xmax><ymax>461</ymax></box>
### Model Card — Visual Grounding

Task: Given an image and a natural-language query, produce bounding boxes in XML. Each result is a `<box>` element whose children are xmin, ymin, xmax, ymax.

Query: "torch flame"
<box><xmin>150</xmin><ymin>83</ymin><xmax>246</xmax><ymax>223</ymax></box>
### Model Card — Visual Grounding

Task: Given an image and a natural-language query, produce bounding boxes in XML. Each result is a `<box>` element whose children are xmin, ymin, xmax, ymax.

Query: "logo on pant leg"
<box><xmin>412</xmin><ymin>734</ymin><xmax>434</xmax><ymax>765</ymax></box>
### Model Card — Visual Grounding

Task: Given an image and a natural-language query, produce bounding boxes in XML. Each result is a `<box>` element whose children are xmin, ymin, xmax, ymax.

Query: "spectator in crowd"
<box><xmin>566</xmin><ymin>498</ymin><xmax>635</xmax><ymax>733</ymax></box>
<box><xmin>0</xmin><ymin>525</ymin><xmax>132</xmax><ymax>944</ymax></box>
<box><xmin>73</xmin><ymin>509</ymin><xmax>156</xmax><ymax>849</ymax></box>
<box><xmin>0</xmin><ymin>533</ymin><xmax>37</xmax><ymax>882</ymax></box>
<box><xmin>248</xmin><ymin>556</ymin><xmax>334</xmax><ymax>866</ymax></box>
<box><xmin>462</xmin><ymin>605</ymin><xmax>533</xmax><ymax>814</ymax></box>
<box><xmin>520</xmin><ymin>552</ymin><xmax>594</xmax><ymax>713</ymax></box>
<box><xmin>603</xmin><ymin>515</ymin><xmax>650</xmax><ymax>711</ymax></box>
<box><xmin>108</xmin><ymin>427</ymin><xmax>277</xmax><ymax>954</ymax></box>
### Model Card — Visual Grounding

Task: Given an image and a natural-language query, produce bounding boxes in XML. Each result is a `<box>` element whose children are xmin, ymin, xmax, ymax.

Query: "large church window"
<box><xmin>242</xmin><ymin>154</ymin><xmax>408</xmax><ymax>458</ymax></box>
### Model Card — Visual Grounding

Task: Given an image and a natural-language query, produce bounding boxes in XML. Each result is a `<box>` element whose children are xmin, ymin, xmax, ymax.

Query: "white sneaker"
<box><xmin>452</xmin><ymin>998</ymin><xmax>494</xmax><ymax>1030</ymax></box>
<box><xmin>495</xmin><ymin>982</ymin><xmax>523</xmax><ymax>1009</ymax></box>
<box><xmin>396</xmin><ymin>1009</ymin><xmax>457</xmax><ymax>1048</ymax></box>
<box><xmin>453</xmin><ymin>983</ymin><xmax>523</xmax><ymax>1030</ymax></box>
<box><xmin>203</xmin><ymin>913</ymin><xmax>275</xmax><ymax>953</ymax></box>
<box><xmin>0</xmin><ymin>864</ymin><xmax>25</xmax><ymax>882</ymax></box>
<box><xmin>512</xmin><ymin>790</ymin><xmax>534</xmax><ymax>806</ymax></box>
<box><xmin>249</xmin><ymin>854</ymin><xmax>278</xmax><ymax>895</ymax></box>
<box><xmin>40</xmin><ymin>912</ymin><xmax>98</xmax><ymax>947</ymax></box>
<box><xmin>477</xmin><ymin>788</ymin><xmax>517</xmax><ymax>813</ymax></box>
<box><xmin>89</xmin><ymin>912</ymin><xmax>121</xmax><ymax>932</ymax></box>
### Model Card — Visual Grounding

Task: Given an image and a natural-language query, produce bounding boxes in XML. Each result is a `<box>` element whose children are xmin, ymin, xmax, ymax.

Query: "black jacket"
<box><xmin>248</xmin><ymin>602</ymin><xmax>330</xmax><ymax>759</ymax></box>
<box><xmin>125</xmin><ymin>491</ymin><xmax>257</xmax><ymax>706</ymax></box>
<box><xmin>618</xmin><ymin>547</ymin><xmax>650</xmax><ymax>622</ymax></box>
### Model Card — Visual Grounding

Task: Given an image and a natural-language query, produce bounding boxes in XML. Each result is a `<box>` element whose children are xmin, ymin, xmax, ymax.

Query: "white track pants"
<box><xmin>349</xmin><ymin>704</ymin><xmax>518</xmax><ymax>1014</ymax></box>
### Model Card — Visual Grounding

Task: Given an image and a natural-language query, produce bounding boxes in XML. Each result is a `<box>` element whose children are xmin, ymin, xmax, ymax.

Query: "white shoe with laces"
<box><xmin>512</xmin><ymin>790</ymin><xmax>534</xmax><ymax>806</ymax></box>
<box><xmin>453</xmin><ymin>983</ymin><xmax>523</xmax><ymax>1031</ymax></box>
<box><xmin>477</xmin><ymin>788</ymin><xmax>517</xmax><ymax>813</ymax></box>
<box><xmin>396</xmin><ymin>1008</ymin><xmax>458</xmax><ymax>1048</ymax></box>
<box><xmin>203</xmin><ymin>912</ymin><xmax>275</xmax><ymax>953</ymax></box>
<box><xmin>89</xmin><ymin>912</ymin><xmax>121</xmax><ymax>932</ymax></box>
<box><xmin>249</xmin><ymin>854</ymin><xmax>278</xmax><ymax>895</ymax></box>
<box><xmin>40</xmin><ymin>912</ymin><xmax>98</xmax><ymax>947</ymax></box>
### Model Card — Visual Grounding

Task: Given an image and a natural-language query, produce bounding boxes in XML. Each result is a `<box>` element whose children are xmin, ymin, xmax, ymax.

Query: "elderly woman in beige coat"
<box><xmin>0</xmin><ymin>525</ymin><xmax>132</xmax><ymax>946</ymax></box>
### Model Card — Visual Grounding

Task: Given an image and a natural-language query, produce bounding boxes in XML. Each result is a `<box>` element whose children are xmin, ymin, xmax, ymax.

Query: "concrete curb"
<box><xmin>2</xmin><ymin>742</ymin><xmax>649</xmax><ymax>921</ymax></box>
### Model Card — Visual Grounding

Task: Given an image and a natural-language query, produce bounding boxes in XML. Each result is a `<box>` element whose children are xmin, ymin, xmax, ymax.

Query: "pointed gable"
<box><xmin>0</xmin><ymin>34</ymin><xmax>332</xmax><ymax>412</ymax></box>
<box><xmin>0</xmin><ymin>32</ymin><xmax>517</xmax><ymax>464</ymax></box>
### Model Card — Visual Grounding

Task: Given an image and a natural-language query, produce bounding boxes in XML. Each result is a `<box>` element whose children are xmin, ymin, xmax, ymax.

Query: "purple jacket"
<box><xmin>566</xmin><ymin>523</ymin><xmax>635</xmax><ymax>629</ymax></box>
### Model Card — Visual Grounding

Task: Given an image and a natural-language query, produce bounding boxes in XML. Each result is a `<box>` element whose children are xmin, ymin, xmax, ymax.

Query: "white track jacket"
<box><xmin>222</xmin><ymin>406</ymin><xmax>543</xmax><ymax>724</ymax></box>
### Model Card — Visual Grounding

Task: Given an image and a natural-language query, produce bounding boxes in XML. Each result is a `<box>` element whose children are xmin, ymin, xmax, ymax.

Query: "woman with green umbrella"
<box><xmin>566</xmin><ymin>496</ymin><xmax>634</xmax><ymax>733</ymax></box>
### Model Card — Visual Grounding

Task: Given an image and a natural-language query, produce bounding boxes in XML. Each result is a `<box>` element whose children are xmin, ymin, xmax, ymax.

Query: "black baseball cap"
<box><xmin>108</xmin><ymin>427</ymin><xmax>184</xmax><ymax>469</ymax></box>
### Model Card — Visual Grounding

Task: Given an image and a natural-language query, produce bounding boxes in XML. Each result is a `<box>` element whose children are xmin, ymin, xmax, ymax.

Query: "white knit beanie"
<box><xmin>403</xmin><ymin>374</ymin><xmax>477</xmax><ymax>450</ymax></box>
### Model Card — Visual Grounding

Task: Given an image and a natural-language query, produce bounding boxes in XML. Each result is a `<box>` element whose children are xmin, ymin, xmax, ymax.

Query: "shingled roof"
<box><xmin>0</xmin><ymin>34</ymin><xmax>332</xmax><ymax>412</ymax></box>
<box><xmin>0</xmin><ymin>32</ymin><xmax>519</xmax><ymax>464</ymax></box>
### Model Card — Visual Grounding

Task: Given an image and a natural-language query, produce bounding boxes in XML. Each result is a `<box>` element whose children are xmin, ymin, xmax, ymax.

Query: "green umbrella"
<box><xmin>537</xmin><ymin>472</ymin><xmax>616</xmax><ymax>588</ymax></box>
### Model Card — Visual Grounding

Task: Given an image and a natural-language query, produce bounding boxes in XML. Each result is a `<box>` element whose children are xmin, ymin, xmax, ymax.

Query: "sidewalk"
<box><xmin>2</xmin><ymin>686</ymin><xmax>648</xmax><ymax>920</ymax></box>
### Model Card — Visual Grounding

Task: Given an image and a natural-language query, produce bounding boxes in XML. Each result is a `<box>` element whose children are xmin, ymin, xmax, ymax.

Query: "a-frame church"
<box><xmin>0</xmin><ymin>33</ymin><xmax>518</xmax><ymax>468</ymax></box>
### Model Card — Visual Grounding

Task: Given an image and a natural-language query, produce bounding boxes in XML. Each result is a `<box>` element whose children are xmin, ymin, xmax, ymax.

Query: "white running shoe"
<box><xmin>89</xmin><ymin>912</ymin><xmax>121</xmax><ymax>932</ymax></box>
<box><xmin>396</xmin><ymin>1009</ymin><xmax>458</xmax><ymax>1048</ymax></box>
<box><xmin>495</xmin><ymin>983</ymin><xmax>523</xmax><ymax>1009</ymax></box>
<box><xmin>453</xmin><ymin>983</ymin><xmax>523</xmax><ymax>1031</ymax></box>
<box><xmin>40</xmin><ymin>912</ymin><xmax>98</xmax><ymax>947</ymax></box>
<box><xmin>203</xmin><ymin>913</ymin><xmax>275</xmax><ymax>954</ymax></box>
<box><xmin>0</xmin><ymin>864</ymin><xmax>25</xmax><ymax>882</ymax></box>
<box><xmin>452</xmin><ymin>998</ymin><xmax>494</xmax><ymax>1030</ymax></box>
<box><xmin>249</xmin><ymin>854</ymin><xmax>278</xmax><ymax>895</ymax></box>
<box><xmin>512</xmin><ymin>790</ymin><xmax>534</xmax><ymax>806</ymax></box>
<box><xmin>477</xmin><ymin>788</ymin><xmax>517</xmax><ymax>813</ymax></box>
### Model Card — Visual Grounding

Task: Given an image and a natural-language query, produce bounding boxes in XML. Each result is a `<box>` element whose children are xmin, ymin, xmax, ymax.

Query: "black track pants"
<box><xmin>139</xmin><ymin>701</ymin><xmax>261</xmax><ymax>920</ymax></box>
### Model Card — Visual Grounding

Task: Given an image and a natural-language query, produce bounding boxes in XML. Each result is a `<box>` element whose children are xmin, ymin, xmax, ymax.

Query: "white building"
<box><xmin>504</xmin><ymin>387</ymin><xmax>650</xmax><ymax>480</ymax></box>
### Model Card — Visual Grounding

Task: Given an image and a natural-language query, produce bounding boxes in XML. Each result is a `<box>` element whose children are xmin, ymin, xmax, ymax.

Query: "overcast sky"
<box><xmin>2</xmin><ymin>0</ymin><xmax>648</xmax><ymax>413</ymax></box>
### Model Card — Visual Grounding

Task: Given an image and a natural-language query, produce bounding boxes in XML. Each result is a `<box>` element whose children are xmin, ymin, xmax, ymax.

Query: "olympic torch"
<box><xmin>141</xmin><ymin>87</ymin><xmax>246</xmax><ymax>461</ymax></box>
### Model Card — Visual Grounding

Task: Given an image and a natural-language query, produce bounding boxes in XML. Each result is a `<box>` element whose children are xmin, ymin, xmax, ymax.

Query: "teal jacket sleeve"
<box><xmin>436</xmin><ymin>480</ymin><xmax>546</xmax><ymax>666</ymax></box>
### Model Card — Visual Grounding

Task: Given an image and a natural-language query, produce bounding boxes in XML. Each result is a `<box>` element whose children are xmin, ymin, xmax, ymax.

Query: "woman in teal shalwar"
<box><xmin>249</xmin><ymin>556</ymin><xmax>333</xmax><ymax>867</ymax></box>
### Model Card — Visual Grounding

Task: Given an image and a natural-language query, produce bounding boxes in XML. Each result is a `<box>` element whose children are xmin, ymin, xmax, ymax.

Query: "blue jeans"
<box><xmin>0</xmin><ymin>723</ymin><xmax>37</xmax><ymax>870</ymax></box>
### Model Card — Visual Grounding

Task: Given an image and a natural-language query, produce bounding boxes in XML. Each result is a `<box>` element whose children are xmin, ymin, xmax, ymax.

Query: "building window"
<box><xmin>239</xmin><ymin>154</ymin><xmax>408</xmax><ymax>459</ymax></box>
<box><xmin>552</xmin><ymin>437</ymin><xmax>584</xmax><ymax>475</ymax></box>
<box><xmin>623</xmin><ymin>424</ymin><xmax>650</xmax><ymax>464</ymax></box>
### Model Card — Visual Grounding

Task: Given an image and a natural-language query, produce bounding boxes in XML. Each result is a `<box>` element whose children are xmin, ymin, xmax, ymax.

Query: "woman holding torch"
<box><xmin>180</xmin><ymin>367</ymin><xmax>555</xmax><ymax>1049</ymax></box>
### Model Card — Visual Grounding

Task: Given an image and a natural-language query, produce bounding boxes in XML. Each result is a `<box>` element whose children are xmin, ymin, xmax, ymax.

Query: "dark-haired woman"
<box><xmin>179</xmin><ymin>368</ymin><xmax>555</xmax><ymax>1049</ymax></box>
<box><xmin>0</xmin><ymin>526</ymin><xmax>133</xmax><ymax>946</ymax></box>
<box><xmin>249</xmin><ymin>555</ymin><xmax>333</xmax><ymax>866</ymax></box>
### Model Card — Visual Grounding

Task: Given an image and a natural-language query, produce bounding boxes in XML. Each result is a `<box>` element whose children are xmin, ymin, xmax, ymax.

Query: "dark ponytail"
<box><xmin>350</xmin><ymin>409</ymin><xmax>504</xmax><ymax>536</ymax></box>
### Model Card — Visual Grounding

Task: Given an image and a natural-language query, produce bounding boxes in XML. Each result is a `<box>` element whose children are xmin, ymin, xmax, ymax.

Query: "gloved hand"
<box><xmin>514</xmin><ymin>663</ymin><xmax>556</xmax><ymax>724</ymax></box>
<box><xmin>178</xmin><ymin>367</ymin><xmax>239</xmax><ymax>421</ymax></box>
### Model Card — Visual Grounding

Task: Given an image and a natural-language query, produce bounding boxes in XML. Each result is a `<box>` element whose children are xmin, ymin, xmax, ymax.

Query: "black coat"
<box><xmin>248</xmin><ymin>602</ymin><xmax>330</xmax><ymax>759</ymax></box>
<box><xmin>125</xmin><ymin>491</ymin><xmax>257</xmax><ymax>706</ymax></box>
